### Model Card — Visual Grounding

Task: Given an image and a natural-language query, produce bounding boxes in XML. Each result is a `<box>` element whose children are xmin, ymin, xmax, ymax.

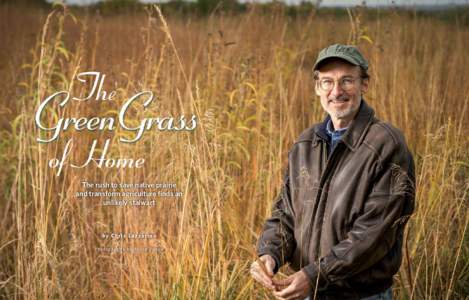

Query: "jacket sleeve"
<box><xmin>256</xmin><ymin>165</ymin><xmax>296</xmax><ymax>273</ymax></box>
<box><xmin>303</xmin><ymin>147</ymin><xmax>416</xmax><ymax>287</ymax></box>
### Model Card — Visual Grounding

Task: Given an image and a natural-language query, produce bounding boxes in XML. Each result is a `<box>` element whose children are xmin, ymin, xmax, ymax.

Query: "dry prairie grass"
<box><xmin>0</xmin><ymin>2</ymin><xmax>468</xmax><ymax>299</ymax></box>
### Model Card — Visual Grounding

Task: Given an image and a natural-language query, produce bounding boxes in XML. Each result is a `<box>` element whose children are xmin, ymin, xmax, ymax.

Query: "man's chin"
<box><xmin>331</xmin><ymin>108</ymin><xmax>356</xmax><ymax>120</ymax></box>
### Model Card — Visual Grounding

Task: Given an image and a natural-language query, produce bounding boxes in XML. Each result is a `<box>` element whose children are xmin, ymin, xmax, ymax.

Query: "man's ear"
<box><xmin>361</xmin><ymin>78</ymin><xmax>369</xmax><ymax>94</ymax></box>
<box><xmin>314</xmin><ymin>81</ymin><xmax>321</xmax><ymax>97</ymax></box>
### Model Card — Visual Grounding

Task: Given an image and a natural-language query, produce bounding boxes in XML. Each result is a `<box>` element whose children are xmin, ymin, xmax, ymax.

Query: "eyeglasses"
<box><xmin>316</xmin><ymin>76</ymin><xmax>360</xmax><ymax>92</ymax></box>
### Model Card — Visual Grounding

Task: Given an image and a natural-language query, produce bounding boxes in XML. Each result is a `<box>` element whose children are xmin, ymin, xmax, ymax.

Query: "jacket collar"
<box><xmin>314</xmin><ymin>99</ymin><xmax>375</xmax><ymax>151</ymax></box>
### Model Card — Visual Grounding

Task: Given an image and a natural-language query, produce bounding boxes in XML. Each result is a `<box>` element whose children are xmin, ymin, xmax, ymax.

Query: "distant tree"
<box><xmin>196</xmin><ymin>0</ymin><xmax>241</xmax><ymax>15</ymax></box>
<box><xmin>96</xmin><ymin>0</ymin><xmax>141</xmax><ymax>13</ymax></box>
<box><xmin>5</xmin><ymin>0</ymin><xmax>49</xmax><ymax>6</ymax></box>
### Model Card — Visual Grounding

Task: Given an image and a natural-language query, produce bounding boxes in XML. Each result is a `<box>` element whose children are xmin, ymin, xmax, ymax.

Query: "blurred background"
<box><xmin>0</xmin><ymin>0</ymin><xmax>468</xmax><ymax>299</ymax></box>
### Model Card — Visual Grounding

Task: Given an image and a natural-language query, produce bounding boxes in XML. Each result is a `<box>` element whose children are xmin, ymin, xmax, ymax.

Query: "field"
<box><xmin>0</xmin><ymin>2</ymin><xmax>468</xmax><ymax>299</ymax></box>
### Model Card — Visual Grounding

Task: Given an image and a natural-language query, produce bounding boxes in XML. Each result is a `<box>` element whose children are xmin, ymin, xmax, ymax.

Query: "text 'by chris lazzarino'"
<box><xmin>35</xmin><ymin>71</ymin><xmax>198</xmax><ymax>176</ymax></box>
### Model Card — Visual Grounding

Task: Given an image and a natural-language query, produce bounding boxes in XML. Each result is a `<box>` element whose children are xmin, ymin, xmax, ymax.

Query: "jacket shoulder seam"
<box><xmin>362</xmin><ymin>141</ymin><xmax>383</xmax><ymax>165</ymax></box>
<box><xmin>374</xmin><ymin>121</ymin><xmax>400</xmax><ymax>147</ymax></box>
<box><xmin>362</xmin><ymin>121</ymin><xmax>403</xmax><ymax>165</ymax></box>
<box><xmin>292</xmin><ymin>125</ymin><xmax>320</xmax><ymax>145</ymax></box>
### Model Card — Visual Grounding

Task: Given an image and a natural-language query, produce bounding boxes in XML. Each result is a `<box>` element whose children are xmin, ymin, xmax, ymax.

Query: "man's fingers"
<box><xmin>250</xmin><ymin>261</ymin><xmax>274</xmax><ymax>290</ymax></box>
<box><xmin>273</xmin><ymin>283</ymin><xmax>297</xmax><ymax>299</ymax></box>
<box><xmin>259</xmin><ymin>256</ymin><xmax>275</xmax><ymax>276</ymax></box>
<box><xmin>257</xmin><ymin>258</ymin><xmax>274</xmax><ymax>277</ymax></box>
<box><xmin>273</xmin><ymin>270</ymin><xmax>312</xmax><ymax>300</ymax></box>
<box><xmin>272</xmin><ymin>275</ymin><xmax>294</xmax><ymax>288</ymax></box>
<box><xmin>251</xmin><ymin>272</ymin><xmax>274</xmax><ymax>290</ymax></box>
<box><xmin>250</xmin><ymin>266</ymin><xmax>271</xmax><ymax>285</ymax></box>
<box><xmin>250</xmin><ymin>261</ymin><xmax>271</xmax><ymax>280</ymax></box>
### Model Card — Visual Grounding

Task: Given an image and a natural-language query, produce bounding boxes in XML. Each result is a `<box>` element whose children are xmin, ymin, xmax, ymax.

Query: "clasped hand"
<box><xmin>250</xmin><ymin>255</ymin><xmax>312</xmax><ymax>300</ymax></box>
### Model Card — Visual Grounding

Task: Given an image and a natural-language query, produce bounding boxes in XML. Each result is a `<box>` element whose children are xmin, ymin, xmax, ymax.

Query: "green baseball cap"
<box><xmin>313</xmin><ymin>44</ymin><xmax>368</xmax><ymax>71</ymax></box>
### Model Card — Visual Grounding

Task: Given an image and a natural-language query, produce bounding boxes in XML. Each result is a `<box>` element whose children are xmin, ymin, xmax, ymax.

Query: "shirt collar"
<box><xmin>314</xmin><ymin>99</ymin><xmax>375</xmax><ymax>151</ymax></box>
<box><xmin>326</xmin><ymin>119</ymin><xmax>348</xmax><ymax>136</ymax></box>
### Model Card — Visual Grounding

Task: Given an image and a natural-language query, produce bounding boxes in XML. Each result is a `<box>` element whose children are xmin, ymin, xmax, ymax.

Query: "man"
<box><xmin>250</xmin><ymin>44</ymin><xmax>415</xmax><ymax>300</ymax></box>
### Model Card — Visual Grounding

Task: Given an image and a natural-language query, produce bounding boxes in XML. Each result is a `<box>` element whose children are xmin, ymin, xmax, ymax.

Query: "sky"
<box><xmin>54</xmin><ymin>0</ymin><xmax>469</xmax><ymax>6</ymax></box>
<box><xmin>240</xmin><ymin>0</ymin><xmax>468</xmax><ymax>5</ymax></box>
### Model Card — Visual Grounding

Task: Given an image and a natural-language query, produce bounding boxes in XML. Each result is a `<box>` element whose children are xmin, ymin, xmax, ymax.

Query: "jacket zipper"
<box><xmin>305</xmin><ymin>139</ymin><xmax>343</xmax><ymax>264</ymax></box>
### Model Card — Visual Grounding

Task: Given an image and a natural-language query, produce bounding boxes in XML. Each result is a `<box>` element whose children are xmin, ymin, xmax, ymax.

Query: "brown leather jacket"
<box><xmin>257</xmin><ymin>100</ymin><xmax>415</xmax><ymax>299</ymax></box>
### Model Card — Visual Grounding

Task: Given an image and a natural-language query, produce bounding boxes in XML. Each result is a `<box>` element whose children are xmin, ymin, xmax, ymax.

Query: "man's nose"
<box><xmin>330</xmin><ymin>81</ymin><xmax>344</xmax><ymax>97</ymax></box>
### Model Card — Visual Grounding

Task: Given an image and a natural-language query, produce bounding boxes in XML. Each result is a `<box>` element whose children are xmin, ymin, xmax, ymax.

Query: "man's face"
<box><xmin>315</xmin><ymin>60</ymin><xmax>368</xmax><ymax>124</ymax></box>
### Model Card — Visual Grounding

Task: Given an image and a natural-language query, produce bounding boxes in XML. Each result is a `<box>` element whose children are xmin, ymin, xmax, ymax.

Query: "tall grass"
<box><xmin>0</xmin><ymin>3</ymin><xmax>467</xmax><ymax>299</ymax></box>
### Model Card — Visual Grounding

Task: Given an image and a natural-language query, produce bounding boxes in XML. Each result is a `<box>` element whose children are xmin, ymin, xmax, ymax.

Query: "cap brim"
<box><xmin>313</xmin><ymin>54</ymin><xmax>362</xmax><ymax>71</ymax></box>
